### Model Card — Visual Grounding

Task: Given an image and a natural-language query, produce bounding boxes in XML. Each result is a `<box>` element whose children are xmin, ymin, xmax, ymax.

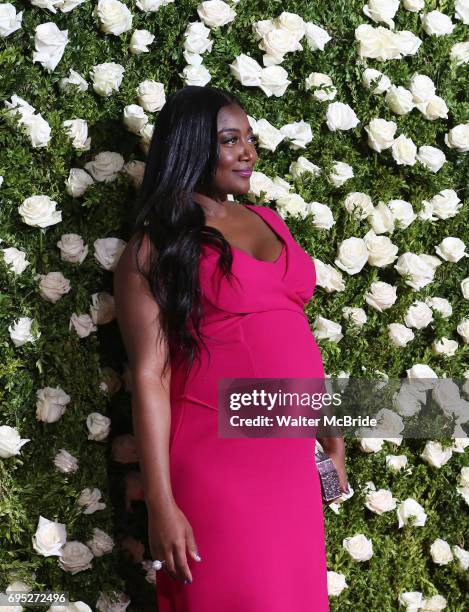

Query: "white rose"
<box><xmin>184</xmin><ymin>20</ymin><xmax>212</xmax><ymax>54</ymax></box>
<box><xmin>78</xmin><ymin>487</ymin><xmax>106</xmax><ymax>514</ymax></box>
<box><xmin>421</xmin><ymin>441</ymin><xmax>453</xmax><ymax>467</ymax></box>
<box><xmin>435</xmin><ymin>237</ymin><xmax>467</xmax><ymax>262</ymax></box>
<box><xmin>0</xmin><ymin>425</ymin><xmax>30</xmax><ymax>458</ymax></box>
<box><xmin>8</xmin><ymin>316</ymin><xmax>39</xmax><ymax>346</ymax></box>
<box><xmin>363</xmin><ymin>231</ymin><xmax>398</xmax><ymax>267</ymax></box>
<box><xmin>452</xmin><ymin>545</ymin><xmax>469</xmax><ymax>570</ymax></box>
<box><xmin>0</xmin><ymin>4</ymin><xmax>23</xmax><ymax>37</ymax></box>
<box><xmin>84</xmin><ymin>151</ymin><xmax>124</xmax><ymax>182</ymax></box>
<box><xmin>455</xmin><ymin>0</ymin><xmax>469</xmax><ymax>23</ymax></box>
<box><xmin>58</xmin><ymin>541</ymin><xmax>93</xmax><ymax>574</ymax></box>
<box><xmin>462</xmin><ymin>277</ymin><xmax>469</xmax><ymax>299</ymax></box>
<box><xmin>397</xmin><ymin>498</ymin><xmax>427</xmax><ymax>527</ymax></box>
<box><xmin>275</xmin><ymin>193</ymin><xmax>309</xmax><ymax>219</ymax></box>
<box><xmin>334</xmin><ymin>237</ymin><xmax>368</xmax><ymax>275</ymax></box>
<box><xmin>385</xmin><ymin>454</ymin><xmax>408</xmax><ymax>472</ymax></box>
<box><xmin>432</xmin><ymin>337</ymin><xmax>459</xmax><ymax>357</ymax></box>
<box><xmin>314</xmin><ymin>259</ymin><xmax>346</xmax><ymax>293</ymax></box>
<box><xmin>256</xmin><ymin>119</ymin><xmax>285</xmax><ymax>151</ymax></box>
<box><xmin>136</xmin><ymin>0</ymin><xmax>173</xmax><ymax>11</ymax></box>
<box><xmin>406</xmin><ymin>364</ymin><xmax>438</xmax><ymax>390</ymax></box>
<box><xmin>48</xmin><ymin>601</ymin><xmax>92</xmax><ymax>612</ymax></box>
<box><xmin>326</xmin><ymin>102</ymin><xmax>359</xmax><ymax>131</ymax></box>
<box><xmin>342</xmin><ymin>307</ymin><xmax>367</xmax><ymax>327</ymax></box>
<box><xmin>90</xmin><ymin>292</ymin><xmax>116</xmax><ymax>325</ymax></box>
<box><xmin>365</xmin><ymin>118</ymin><xmax>397</xmax><ymax>152</ymax></box>
<box><xmin>57</xmin><ymin>234</ymin><xmax>88</xmax><ymax>263</ymax></box>
<box><xmin>386</xmin><ymin>85</ymin><xmax>414</xmax><ymax>115</ymax></box>
<box><xmin>359</xmin><ymin>436</ymin><xmax>385</xmax><ymax>452</ymax></box>
<box><xmin>259</xmin><ymin>26</ymin><xmax>303</xmax><ymax>66</ymax></box>
<box><xmin>404</xmin><ymin>301</ymin><xmax>433</xmax><ymax>329</ymax></box>
<box><xmin>403</xmin><ymin>0</ymin><xmax>424</xmax><ymax>11</ymax></box>
<box><xmin>130</xmin><ymin>29</ymin><xmax>154</xmax><ymax>54</ymax></box>
<box><xmin>275</xmin><ymin>11</ymin><xmax>305</xmax><ymax>41</ymax></box>
<box><xmin>32</xmin><ymin>516</ymin><xmax>67</xmax><ymax>556</ymax></box>
<box><xmin>197</xmin><ymin>0</ymin><xmax>236</xmax><ymax>28</ymax></box>
<box><xmin>139</xmin><ymin>123</ymin><xmax>154</xmax><ymax>155</ymax></box>
<box><xmin>124</xmin><ymin>160</ymin><xmax>145</xmax><ymax>189</ymax></box>
<box><xmin>444</xmin><ymin>124</ymin><xmax>469</xmax><ymax>152</ymax></box>
<box><xmin>421</xmin><ymin>10</ymin><xmax>455</xmax><ymax>35</ymax></box>
<box><xmin>18</xmin><ymin>195</ymin><xmax>62</xmax><ymax>228</ymax></box>
<box><xmin>342</xmin><ymin>534</ymin><xmax>373</xmax><ymax>561</ymax></box>
<box><xmin>392</xmin><ymin>134</ymin><xmax>417</xmax><ymax>166</ymax></box>
<box><xmin>179</xmin><ymin>65</ymin><xmax>212</xmax><ymax>87</ymax></box>
<box><xmin>387</xmin><ymin>199</ymin><xmax>416</xmax><ymax>229</ymax></box>
<box><xmin>289</xmin><ymin>156</ymin><xmax>321</xmax><ymax>178</ymax></box>
<box><xmin>58</xmin><ymin>68</ymin><xmax>89</xmax><ymax>92</ymax></box>
<box><xmin>457</xmin><ymin>318</ymin><xmax>469</xmax><ymax>343</ymax></box>
<box><xmin>394</xmin><ymin>252</ymin><xmax>435</xmax><ymax>291</ymax></box>
<box><xmin>136</xmin><ymin>80</ymin><xmax>165</xmax><ymax>112</ymax></box>
<box><xmin>307</xmin><ymin>201</ymin><xmax>335</xmax><ymax>230</ymax></box>
<box><xmin>36</xmin><ymin>386</ymin><xmax>71</xmax><ymax>423</ymax></box>
<box><xmin>32</xmin><ymin>22</ymin><xmax>68</xmax><ymax>72</ymax></box>
<box><xmin>270</xmin><ymin>176</ymin><xmax>291</xmax><ymax>199</ymax></box>
<box><xmin>90</xmin><ymin>62</ymin><xmax>125</xmax><ymax>96</ymax></box>
<box><xmin>410</xmin><ymin>73</ymin><xmax>436</xmax><ymax>103</ymax></box>
<box><xmin>368</xmin><ymin>201</ymin><xmax>395</xmax><ymax>234</ymax></box>
<box><xmin>395</xmin><ymin>29</ymin><xmax>422</xmax><ymax>55</ymax></box>
<box><xmin>399</xmin><ymin>592</ymin><xmax>424</xmax><ymax>611</ymax></box>
<box><xmin>69</xmin><ymin>313</ymin><xmax>97</xmax><ymax>338</ymax></box>
<box><xmin>450</xmin><ymin>41</ymin><xmax>469</xmax><ymax>65</ymax></box>
<box><xmin>460</xmin><ymin>466</ymin><xmax>469</xmax><ymax>487</ymax></box>
<box><xmin>344</xmin><ymin>192</ymin><xmax>374</xmax><ymax>219</ymax></box>
<box><xmin>363</xmin><ymin>0</ymin><xmax>399</xmax><ymax>29</ymax></box>
<box><xmin>86</xmin><ymin>412</ymin><xmax>111</xmax><ymax>441</ymax></box>
<box><xmin>54</xmin><ymin>449</ymin><xmax>79</xmax><ymax>473</ymax></box>
<box><xmin>229</xmin><ymin>54</ymin><xmax>263</xmax><ymax>86</ymax></box>
<box><xmin>361</xmin><ymin>68</ymin><xmax>391</xmax><ymax>94</ymax></box>
<box><xmin>365</xmin><ymin>281</ymin><xmax>398</xmax><ymax>312</ymax></box>
<box><xmin>329</xmin><ymin>161</ymin><xmax>354</xmax><ymax>187</ymax></box>
<box><xmin>38</xmin><ymin>271</ymin><xmax>71</xmax><ymax>303</ymax></box>
<box><xmin>417</xmin><ymin>146</ymin><xmax>446</xmax><ymax>172</ymax></box>
<box><xmin>420</xmin><ymin>96</ymin><xmax>449</xmax><ymax>121</ymax></box>
<box><xmin>123</xmin><ymin>105</ymin><xmax>148</xmax><ymax>134</ymax></box>
<box><xmin>425</xmin><ymin>297</ymin><xmax>452</xmax><ymax>318</ymax></box>
<box><xmin>388</xmin><ymin>323</ymin><xmax>415</xmax><ymax>347</ymax></box>
<box><xmin>63</xmin><ymin>119</ymin><xmax>91</xmax><ymax>150</ymax></box>
<box><xmin>427</xmin><ymin>189</ymin><xmax>462</xmax><ymax>220</ymax></box>
<box><xmin>393</xmin><ymin>381</ymin><xmax>426</xmax><ymax>417</ymax></box>
<box><xmin>95</xmin><ymin>591</ymin><xmax>130</xmax><ymax>612</ymax></box>
<box><xmin>354</xmin><ymin>24</ymin><xmax>401</xmax><ymax>60</ymax></box>
<box><xmin>304</xmin><ymin>22</ymin><xmax>331</xmax><ymax>51</ymax></box>
<box><xmin>1</xmin><ymin>247</ymin><xmax>30</xmax><ymax>274</ymax></box>
<box><xmin>305</xmin><ymin>72</ymin><xmax>336</xmax><ymax>101</ymax></box>
<box><xmin>312</xmin><ymin>316</ymin><xmax>343</xmax><ymax>342</ymax></box>
<box><xmin>86</xmin><ymin>528</ymin><xmax>114</xmax><ymax>557</ymax></box>
<box><xmin>259</xmin><ymin>65</ymin><xmax>291</xmax><ymax>97</ymax></box>
<box><xmin>96</xmin><ymin>0</ymin><xmax>132</xmax><ymax>35</ymax></box>
<box><xmin>247</xmin><ymin>171</ymin><xmax>274</xmax><ymax>201</ymax></box>
<box><xmin>65</xmin><ymin>168</ymin><xmax>94</xmax><ymax>197</ymax></box>
<box><xmin>421</xmin><ymin>594</ymin><xmax>448</xmax><ymax>611</ymax></box>
<box><xmin>430</xmin><ymin>538</ymin><xmax>453</xmax><ymax>565</ymax></box>
<box><xmin>327</xmin><ymin>571</ymin><xmax>348</xmax><ymax>596</ymax></box>
<box><xmin>365</xmin><ymin>488</ymin><xmax>397</xmax><ymax>514</ymax></box>
<box><xmin>279</xmin><ymin>121</ymin><xmax>311</xmax><ymax>149</ymax></box>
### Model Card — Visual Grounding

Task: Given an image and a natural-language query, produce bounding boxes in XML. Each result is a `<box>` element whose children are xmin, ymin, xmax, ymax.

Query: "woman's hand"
<box><xmin>148</xmin><ymin>501</ymin><xmax>202</xmax><ymax>583</ymax></box>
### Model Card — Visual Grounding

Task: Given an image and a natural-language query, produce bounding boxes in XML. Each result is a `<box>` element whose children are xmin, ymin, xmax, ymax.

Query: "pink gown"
<box><xmin>156</xmin><ymin>203</ymin><xmax>329</xmax><ymax>611</ymax></box>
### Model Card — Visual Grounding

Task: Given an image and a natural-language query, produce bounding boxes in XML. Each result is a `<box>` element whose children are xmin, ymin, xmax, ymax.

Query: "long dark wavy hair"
<box><xmin>131</xmin><ymin>85</ymin><xmax>245</xmax><ymax>380</ymax></box>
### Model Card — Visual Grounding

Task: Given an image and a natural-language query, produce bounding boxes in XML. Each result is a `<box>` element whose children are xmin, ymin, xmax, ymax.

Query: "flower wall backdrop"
<box><xmin>0</xmin><ymin>0</ymin><xmax>468</xmax><ymax>610</ymax></box>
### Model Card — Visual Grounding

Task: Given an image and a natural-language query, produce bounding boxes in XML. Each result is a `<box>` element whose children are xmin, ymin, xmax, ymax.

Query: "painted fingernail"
<box><xmin>184</xmin><ymin>579</ymin><xmax>192</xmax><ymax>584</ymax></box>
<box><xmin>195</xmin><ymin>554</ymin><xmax>202</xmax><ymax>561</ymax></box>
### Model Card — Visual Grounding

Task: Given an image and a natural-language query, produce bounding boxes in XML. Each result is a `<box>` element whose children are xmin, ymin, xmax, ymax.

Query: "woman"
<box><xmin>114</xmin><ymin>85</ymin><xmax>348</xmax><ymax>612</ymax></box>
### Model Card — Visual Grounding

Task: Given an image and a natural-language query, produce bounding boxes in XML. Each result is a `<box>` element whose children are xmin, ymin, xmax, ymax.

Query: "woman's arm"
<box><xmin>113</xmin><ymin>233</ymin><xmax>201</xmax><ymax>583</ymax></box>
<box><xmin>114</xmin><ymin>233</ymin><xmax>175</xmax><ymax>513</ymax></box>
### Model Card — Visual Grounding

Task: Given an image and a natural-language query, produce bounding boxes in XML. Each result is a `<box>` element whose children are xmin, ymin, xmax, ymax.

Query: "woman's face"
<box><xmin>211</xmin><ymin>104</ymin><xmax>258</xmax><ymax>200</ymax></box>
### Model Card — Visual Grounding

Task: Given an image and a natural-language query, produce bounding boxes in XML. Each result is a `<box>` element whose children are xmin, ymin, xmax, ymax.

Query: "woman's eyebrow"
<box><xmin>218</xmin><ymin>127</ymin><xmax>254</xmax><ymax>134</ymax></box>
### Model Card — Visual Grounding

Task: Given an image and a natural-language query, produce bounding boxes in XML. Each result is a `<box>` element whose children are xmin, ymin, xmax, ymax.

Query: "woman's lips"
<box><xmin>233</xmin><ymin>170</ymin><xmax>252</xmax><ymax>177</ymax></box>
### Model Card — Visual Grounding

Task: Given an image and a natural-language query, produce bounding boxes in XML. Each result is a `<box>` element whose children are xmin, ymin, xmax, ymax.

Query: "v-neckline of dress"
<box><xmin>230</xmin><ymin>203</ymin><xmax>286</xmax><ymax>264</ymax></box>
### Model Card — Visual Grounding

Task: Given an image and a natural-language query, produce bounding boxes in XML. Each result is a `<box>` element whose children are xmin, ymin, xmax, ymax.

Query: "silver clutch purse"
<box><xmin>315</xmin><ymin>448</ymin><xmax>342</xmax><ymax>503</ymax></box>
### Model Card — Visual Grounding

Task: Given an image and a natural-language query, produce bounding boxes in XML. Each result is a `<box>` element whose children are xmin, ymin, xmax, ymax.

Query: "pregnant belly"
<box><xmin>170</xmin><ymin>309</ymin><xmax>325</xmax><ymax>412</ymax></box>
